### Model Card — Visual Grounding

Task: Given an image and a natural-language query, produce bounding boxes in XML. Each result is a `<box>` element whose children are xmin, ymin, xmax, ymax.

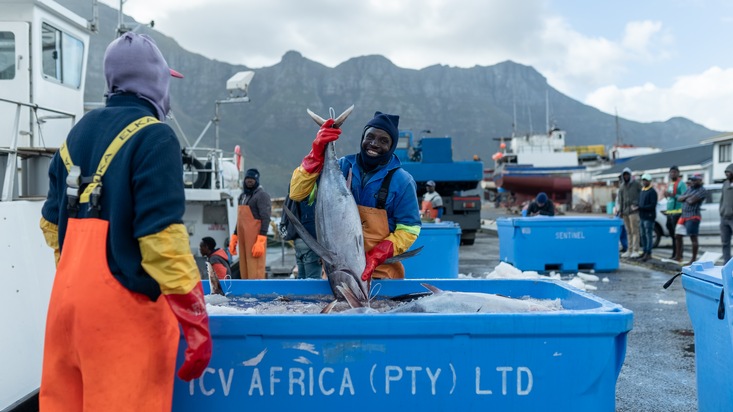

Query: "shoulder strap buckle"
<box><xmin>89</xmin><ymin>184</ymin><xmax>103</xmax><ymax>218</ymax></box>
<box><xmin>66</xmin><ymin>166</ymin><xmax>82</xmax><ymax>217</ymax></box>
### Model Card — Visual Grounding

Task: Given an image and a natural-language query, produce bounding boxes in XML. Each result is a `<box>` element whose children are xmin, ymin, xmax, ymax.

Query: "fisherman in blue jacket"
<box><xmin>290</xmin><ymin>111</ymin><xmax>421</xmax><ymax>280</ymax></box>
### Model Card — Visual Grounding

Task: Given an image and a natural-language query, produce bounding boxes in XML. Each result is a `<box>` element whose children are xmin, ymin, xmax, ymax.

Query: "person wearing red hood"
<box><xmin>39</xmin><ymin>32</ymin><xmax>211</xmax><ymax>410</ymax></box>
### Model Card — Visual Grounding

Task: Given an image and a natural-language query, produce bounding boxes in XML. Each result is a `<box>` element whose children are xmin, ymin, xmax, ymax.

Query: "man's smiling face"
<box><xmin>362</xmin><ymin>127</ymin><xmax>392</xmax><ymax>157</ymax></box>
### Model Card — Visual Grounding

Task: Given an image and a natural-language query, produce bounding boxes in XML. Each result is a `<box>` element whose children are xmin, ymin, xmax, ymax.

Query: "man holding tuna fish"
<box><xmin>290</xmin><ymin>110</ymin><xmax>422</xmax><ymax>281</ymax></box>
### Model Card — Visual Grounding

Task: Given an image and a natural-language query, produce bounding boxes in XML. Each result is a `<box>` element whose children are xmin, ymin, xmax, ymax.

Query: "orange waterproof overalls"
<box><xmin>421</xmin><ymin>200</ymin><xmax>439</xmax><ymax>219</ymax></box>
<box><xmin>237</xmin><ymin>203</ymin><xmax>266</xmax><ymax>279</ymax></box>
<box><xmin>40</xmin><ymin>117</ymin><xmax>179</xmax><ymax>411</ymax></box>
<box><xmin>358</xmin><ymin>206</ymin><xmax>404</xmax><ymax>279</ymax></box>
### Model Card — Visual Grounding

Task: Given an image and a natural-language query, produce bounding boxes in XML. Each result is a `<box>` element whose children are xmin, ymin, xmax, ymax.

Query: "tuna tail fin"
<box><xmin>384</xmin><ymin>246</ymin><xmax>424</xmax><ymax>264</ymax></box>
<box><xmin>306</xmin><ymin>105</ymin><xmax>355</xmax><ymax>128</ymax></box>
<box><xmin>282</xmin><ymin>202</ymin><xmax>336</xmax><ymax>267</ymax></box>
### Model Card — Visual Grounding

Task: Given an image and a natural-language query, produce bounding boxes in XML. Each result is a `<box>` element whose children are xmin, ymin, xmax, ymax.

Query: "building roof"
<box><xmin>701</xmin><ymin>132</ymin><xmax>733</xmax><ymax>144</ymax></box>
<box><xmin>598</xmin><ymin>144</ymin><xmax>712</xmax><ymax>178</ymax></box>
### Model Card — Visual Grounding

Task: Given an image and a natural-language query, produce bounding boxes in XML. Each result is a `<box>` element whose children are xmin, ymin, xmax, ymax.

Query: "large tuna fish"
<box><xmin>284</xmin><ymin>105</ymin><xmax>369</xmax><ymax>303</ymax></box>
<box><xmin>387</xmin><ymin>284</ymin><xmax>562</xmax><ymax>313</ymax></box>
<box><xmin>335</xmin><ymin>283</ymin><xmax>561</xmax><ymax>314</ymax></box>
<box><xmin>284</xmin><ymin>106</ymin><xmax>420</xmax><ymax>304</ymax></box>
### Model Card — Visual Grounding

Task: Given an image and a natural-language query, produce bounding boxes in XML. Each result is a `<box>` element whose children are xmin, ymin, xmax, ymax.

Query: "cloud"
<box><xmin>107</xmin><ymin>0</ymin><xmax>727</xmax><ymax>132</ymax></box>
<box><xmin>585</xmin><ymin>66</ymin><xmax>733</xmax><ymax>132</ymax></box>
<box><xmin>530</xmin><ymin>18</ymin><xmax>675</xmax><ymax>100</ymax></box>
<box><xmin>125</xmin><ymin>0</ymin><xmax>550</xmax><ymax>70</ymax></box>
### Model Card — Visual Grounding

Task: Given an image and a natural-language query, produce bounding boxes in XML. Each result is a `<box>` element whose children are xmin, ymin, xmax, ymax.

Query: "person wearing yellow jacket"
<box><xmin>39</xmin><ymin>33</ymin><xmax>211</xmax><ymax>411</ymax></box>
<box><xmin>229</xmin><ymin>168</ymin><xmax>272</xmax><ymax>279</ymax></box>
<box><xmin>290</xmin><ymin>111</ymin><xmax>421</xmax><ymax>280</ymax></box>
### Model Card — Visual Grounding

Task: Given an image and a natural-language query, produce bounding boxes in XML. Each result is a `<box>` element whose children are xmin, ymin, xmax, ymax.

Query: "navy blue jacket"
<box><xmin>42</xmin><ymin>94</ymin><xmax>186</xmax><ymax>300</ymax></box>
<box><xmin>638</xmin><ymin>186</ymin><xmax>658</xmax><ymax>221</ymax></box>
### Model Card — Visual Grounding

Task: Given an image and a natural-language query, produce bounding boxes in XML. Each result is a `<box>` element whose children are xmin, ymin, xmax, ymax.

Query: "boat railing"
<box><xmin>181</xmin><ymin>146</ymin><xmax>241</xmax><ymax>192</ymax></box>
<box><xmin>0</xmin><ymin>97</ymin><xmax>77</xmax><ymax>202</ymax></box>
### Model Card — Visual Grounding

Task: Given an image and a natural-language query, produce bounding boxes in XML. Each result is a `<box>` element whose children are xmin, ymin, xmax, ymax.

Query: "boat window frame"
<box><xmin>0</xmin><ymin>31</ymin><xmax>15</xmax><ymax>80</ymax></box>
<box><xmin>40</xmin><ymin>21</ymin><xmax>84</xmax><ymax>89</ymax></box>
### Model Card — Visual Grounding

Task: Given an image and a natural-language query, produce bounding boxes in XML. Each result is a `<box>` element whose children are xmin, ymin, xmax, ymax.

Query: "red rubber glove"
<box><xmin>301</xmin><ymin>118</ymin><xmax>341</xmax><ymax>173</ymax></box>
<box><xmin>229</xmin><ymin>233</ymin><xmax>238</xmax><ymax>255</ymax></box>
<box><xmin>251</xmin><ymin>235</ymin><xmax>267</xmax><ymax>258</ymax></box>
<box><xmin>361</xmin><ymin>239</ymin><xmax>394</xmax><ymax>281</ymax></box>
<box><xmin>164</xmin><ymin>283</ymin><xmax>212</xmax><ymax>381</ymax></box>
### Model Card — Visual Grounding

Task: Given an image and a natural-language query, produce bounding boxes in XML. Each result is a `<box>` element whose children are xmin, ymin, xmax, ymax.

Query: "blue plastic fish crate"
<box><xmin>403</xmin><ymin>222</ymin><xmax>461</xmax><ymax>278</ymax></box>
<box><xmin>497</xmin><ymin>216</ymin><xmax>622</xmax><ymax>272</ymax></box>
<box><xmin>173</xmin><ymin>279</ymin><xmax>633</xmax><ymax>412</ymax></box>
<box><xmin>681</xmin><ymin>260</ymin><xmax>733</xmax><ymax>411</ymax></box>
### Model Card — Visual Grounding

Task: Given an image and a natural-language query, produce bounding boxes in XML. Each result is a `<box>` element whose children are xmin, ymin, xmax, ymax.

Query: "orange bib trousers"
<box><xmin>40</xmin><ymin>218</ymin><xmax>179</xmax><ymax>412</ymax></box>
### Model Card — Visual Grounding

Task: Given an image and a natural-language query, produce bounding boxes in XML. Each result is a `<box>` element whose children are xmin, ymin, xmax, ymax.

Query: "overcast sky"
<box><xmin>106</xmin><ymin>0</ymin><xmax>733</xmax><ymax>132</ymax></box>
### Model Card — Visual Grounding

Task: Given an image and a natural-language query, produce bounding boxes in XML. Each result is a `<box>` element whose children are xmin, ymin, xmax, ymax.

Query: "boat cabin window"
<box><xmin>0</xmin><ymin>31</ymin><xmax>15</xmax><ymax>80</ymax></box>
<box><xmin>41</xmin><ymin>22</ymin><xmax>84</xmax><ymax>88</ymax></box>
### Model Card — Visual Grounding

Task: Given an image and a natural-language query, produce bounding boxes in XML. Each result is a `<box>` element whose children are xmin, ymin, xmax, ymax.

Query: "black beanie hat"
<box><xmin>245</xmin><ymin>168</ymin><xmax>259</xmax><ymax>180</ymax></box>
<box><xmin>243</xmin><ymin>168</ymin><xmax>260</xmax><ymax>193</ymax></box>
<box><xmin>363</xmin><ymin>111</ymin><xmax>400</xmax><ymax>150</ymax></box>
<box><xmin>359</xmin><ymin>111</ymin><xmax>400</xmax><ymax>171</ymax></box>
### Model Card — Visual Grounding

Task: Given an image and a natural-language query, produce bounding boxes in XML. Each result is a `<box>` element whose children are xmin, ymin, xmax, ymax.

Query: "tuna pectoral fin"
<box><xmin>389</xmin><ymin>291</ymin><xmax>432</xmax><ymax>302</ymax></box>
<box><xmin>282</xmin><ymin>203</ymin><xmax>336</xmax><ymax>267</ymax></box>
<box><xmin>383</xmin><ymin>246</ymin><xmax>424</xmax><ymax>264</ymax></box>
<box><xmin>336</xmin><ymin>285</ymin><xmax>364</xmax><ymax>309</ymax></box>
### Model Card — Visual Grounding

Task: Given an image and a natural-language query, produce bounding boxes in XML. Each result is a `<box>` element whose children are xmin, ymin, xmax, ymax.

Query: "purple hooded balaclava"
<box><xmin>103</xmin><ymin>32</ymin><xmax>182</xmax><ymax>120</ymax></box>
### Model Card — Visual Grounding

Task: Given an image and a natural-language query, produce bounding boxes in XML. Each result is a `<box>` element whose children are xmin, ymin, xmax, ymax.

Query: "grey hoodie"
<box><xmin>618</xmin><ymin>168</ymin><xmax>642</xmax><ymax>215</ymax></box>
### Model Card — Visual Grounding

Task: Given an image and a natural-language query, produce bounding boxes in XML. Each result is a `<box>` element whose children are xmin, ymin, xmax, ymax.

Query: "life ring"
<box><xmin>182</xmin><ymin>152</ymin><xmax>212</xmax><ymax>189</ymax></box>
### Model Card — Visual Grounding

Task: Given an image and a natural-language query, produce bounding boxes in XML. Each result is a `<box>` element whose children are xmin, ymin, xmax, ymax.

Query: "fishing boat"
<box><xmin>0</xmin><ymin>1</ymin><xmax>252</xmax><ymax>409</ymax></box>
<box><xmin>491</xmin><ymin>127</ymin><xmax>587</xmax><ymax>206</ymax></box>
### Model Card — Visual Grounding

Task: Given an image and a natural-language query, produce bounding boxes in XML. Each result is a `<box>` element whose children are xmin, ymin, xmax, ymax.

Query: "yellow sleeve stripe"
<box><xmin>386</xmin><ymin>229</ymin><xmax>419</xmax><ymax>256</ymax></box>
<box><xmin>139</xmin><ymin>223</ymin><xmax>200</xmax><ymax>295</ymax></box>
<box><xmin>290</xmin><ymin>165</ymin><xmax>320</xmax><ymax>201</ymax></box>
<box><xmin>39</xmin><ymin>217</ymin><xmax>60</xmax><ymax>266</ymax></box>
<box><xmin>396</xmin><ymin>223</ymin><xmax>421</xmax><ymax>236</ymax></box>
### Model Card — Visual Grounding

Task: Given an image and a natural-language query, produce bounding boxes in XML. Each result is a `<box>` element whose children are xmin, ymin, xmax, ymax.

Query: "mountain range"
<box><xmin>60</xmin><ymin>0</ymin><xmax>720</xmax><ymax>196</ymax></box>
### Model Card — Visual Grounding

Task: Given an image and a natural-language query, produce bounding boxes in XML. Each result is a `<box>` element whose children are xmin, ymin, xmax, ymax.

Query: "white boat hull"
<box><xmin>0</xmin><ymin>200</ymin><xmax>56</xmax><ymax>410</ymax></box>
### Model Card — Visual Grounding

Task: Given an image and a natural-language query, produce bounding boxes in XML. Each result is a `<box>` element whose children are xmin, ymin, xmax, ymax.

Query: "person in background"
<box><xmin>229</xmin><ymin>168</ymin><xmax>272</xmax><ymax>279</ymax></box>
<box><xmin>664</xmin><ymin>165</ymin><xmax>686</xmax><ymax>260</ymax></box>
<box><xmin>421</xmin><ymin>180</ymin><xmax>444</xmax><ymax>222</ymax></box>
<box><xmin>280</xmin><ymin>192</ymin><xmax>322</xmax><ymax>279</ymax></box>
<box><xmin>39</xmin><ymin>32</ymin><xmax>211</xmax><ymax>410</ymax></box>
<box><xmin>720</xmin><ymin>164</ymin><xmax>733</xmax><ymax>264</ymax></box>
<box><xmin>676</xmin><ymin>174</ymin><xmax>706</xmax><ymax>265</ymax></box>
<box><xmin>614</xmin><ymin>174</ymin><xmax>628</xmax><ymax>254</ymax></box>
<box><xmin>290</xmin><ymin>111</ymin><xmax>421</xmax><ymax>280</ymax></box>
<box><xmin>618</xmin><ymin>167</ymin><xmax>642</xmax><ymax>258</ymax></box>
<box><xmin>526</xmin><ymin>192</ymin><xmax>555</xmax><ymax>216</ymax></box>
<box><xmin>638</xmin><ymin>174</ymin><xmax>658</xmax><ymax>262</ymax></box>
<box><xmin>200</xmin><ymin>236</ymin><xmax>231</xmax><ymax>280</ymax></box>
